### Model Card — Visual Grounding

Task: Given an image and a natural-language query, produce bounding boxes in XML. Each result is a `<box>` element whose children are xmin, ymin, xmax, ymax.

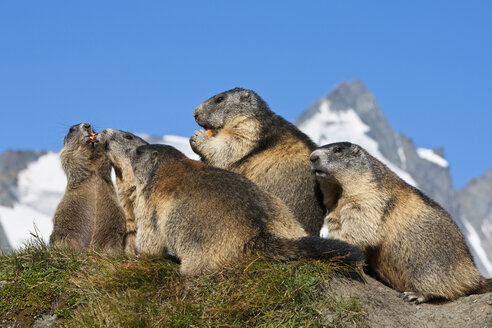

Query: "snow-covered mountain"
<box><xmin>0</xmin><ymin>80</ymin><xmax>490</xmax><ymax>278</ymax></box>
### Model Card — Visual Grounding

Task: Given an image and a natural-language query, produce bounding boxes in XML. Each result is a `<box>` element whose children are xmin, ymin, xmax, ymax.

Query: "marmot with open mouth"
<box><xmin>50</xmin><ymin>123</ymin><xmax>126</xmax><ymax>253</ymax></box>
<box><xmin>190</xmin><ymin>88</ymin><xmax>338</xmax><ymax>237</ymax></box>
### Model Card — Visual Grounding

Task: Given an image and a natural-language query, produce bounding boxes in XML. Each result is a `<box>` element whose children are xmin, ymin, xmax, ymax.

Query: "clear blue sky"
<box><xmin>0</xmin><ymin>1</ymin><xmax>490</xmax><ymax>189</ymax></box>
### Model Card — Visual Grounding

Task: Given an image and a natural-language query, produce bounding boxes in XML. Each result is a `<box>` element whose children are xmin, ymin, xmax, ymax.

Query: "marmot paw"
<box><xmin>397</xmin><ymin>291</ymin><xmax>429</xmax><ymax>304</ymax></box>
<box><xmin>190</xmin><ymin>130</ymin><xmax>209</xmax><ymax>152</ymax></box>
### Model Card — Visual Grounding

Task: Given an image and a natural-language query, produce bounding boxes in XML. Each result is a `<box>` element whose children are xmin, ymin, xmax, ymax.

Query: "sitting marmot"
<box><xmin>190</xmin><ymin>88</ymin><xmax>339</xmax><ymax>236</ymax></box>
<box><xmin>50</xmin><ymin>123</ymin><xmax>126</xmax><ymax>253</ymax></box>
<box><xmin>310</xmin><ymin>142</ymin><xmax>492</xmax><ymax>303</ymax></box>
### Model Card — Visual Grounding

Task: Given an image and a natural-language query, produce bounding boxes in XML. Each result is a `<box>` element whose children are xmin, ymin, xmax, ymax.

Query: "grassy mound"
<box><xmin>0</xmin><ymin>239</ymin><xmax>366</xmax><ymax>327</ymax></box>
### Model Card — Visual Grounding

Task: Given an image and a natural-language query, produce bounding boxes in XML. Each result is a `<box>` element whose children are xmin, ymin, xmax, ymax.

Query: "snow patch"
<box><xmin>482</xmin><ymin>217</ymin><xmax>492</xmax><ymax>240</ymax></box>
<box><xmin>417</xmin><ymin>148</ymin><xmax>448</xmax><ymax>168</ymax></box>
<box><xmin>319</xmin><ymin>220</ymin><xmax>329</xmax><ymax>239</ymax></box>
<box><xmin>397</xmin><ymin>147</ymin><xmax>407</xmax><ymax>170</ymax></box>
<box><xmin>17</xmin><ymin>153</ymin><xmax>66</xmax><ymax>216</ymax></box>
<box><xmin>0</xmin><ymin>204</ymin><xmax>53</xmax><ymax>248</ymax></box>
<box><xmin>0</xmin><ymin>152</ymin><xmax>64</xmax><ymax>248</ymax></box>
<box><xmin>463</xmin><ymin>218</ymin><xmax>492</xmax><ymax>277</ymax></box>
<box><xmin>297</xmin><ymin>100</ymin><xmax>417</xmax><ymax>186</ymax></box>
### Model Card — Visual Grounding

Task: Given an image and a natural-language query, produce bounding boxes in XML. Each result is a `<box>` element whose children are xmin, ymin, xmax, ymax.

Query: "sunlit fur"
<box><xmin>190</xmin><ymin>88</ymin><xmax>337</xmax><ymax>236</ymax></box>
<box><xmin>311</xmin><ymin>142</ymin><xmax>491</xmax><ymax>303</ymax></box>
<box><xmin>131</xmin><ymin>144</ymin><xmax>363</xmax><ymax>275</ymax></box>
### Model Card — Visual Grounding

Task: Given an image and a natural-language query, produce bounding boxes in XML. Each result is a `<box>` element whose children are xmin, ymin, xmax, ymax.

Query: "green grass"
<box><xmin>0</xmin><ymin>239</ymin><xmax>366</xmax><ymax>327</ymax></box>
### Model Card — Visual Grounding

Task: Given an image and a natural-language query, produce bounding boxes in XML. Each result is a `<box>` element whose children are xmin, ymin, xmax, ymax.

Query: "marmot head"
<box><xmin>193</xmin><ymin>88</ymin><xmax>268</xmax><ymax>133</ymax></box>
<box><xmin>60</xmin><ymin>123</ymin><xmax>107</xmax><ymax>184</ymax></box>
<box><xmin>310</xmin><ymin>142</ymin><xmax>371</xmax><ymax>185</ymax></box>
<box><xmin>99</xmin><ymin>128</ymin><xmax>148</xmax><ymax>177</ymax></box>
<box><xmin>63</xmin><ymin>122</ymin><xmax>97</xmax><ymax>149</ymax></box>
<box><xmin>131</xmin><ymin>144</ymin><xmax>186</xmax><ymax>186</ymax></box>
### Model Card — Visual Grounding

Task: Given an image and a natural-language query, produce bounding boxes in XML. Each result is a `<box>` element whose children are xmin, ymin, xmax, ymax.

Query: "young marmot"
<box><xmin>131</xmin><ymin>144</ymin><xmax>363</xmax><ymax>275</ymax></box>
<box><xmin>50</xmin><ymin>123</ymin><xmax>126</xmax><ymax>253</ymax></box>
<box><xmin>310</xmin><ymin>142</ymin><xmax>492</xmax><ymax>303</ymax></box>
<box><xmin>98</xmin><ymin>128</ymin><xmax>148</xmax><ymax>255</ymax></box>
<box><xmin>190</xmin><ymin>88</ymin><xmax>338</xmax><ymax>236</ymax></box>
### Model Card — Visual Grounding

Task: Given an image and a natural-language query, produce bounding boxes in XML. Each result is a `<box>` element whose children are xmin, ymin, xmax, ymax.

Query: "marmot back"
<box><xmin>131</xmin><ymin>144</ymin><xmax>363</xmax><ymax>275</ymax></box>
<box><xmin>310</xmin><ymin>142</ymin><xmax>490</xmax><ymax>303</ymax></box>
<box><xmin>190</xmin><ymin>88</ymin><xmax>338</xmax><ymax>236</ymax></box>
<box><xmin>50</xmin><ymin>123</ymin><xmax>125</xmax><ymax>253</ymax></box>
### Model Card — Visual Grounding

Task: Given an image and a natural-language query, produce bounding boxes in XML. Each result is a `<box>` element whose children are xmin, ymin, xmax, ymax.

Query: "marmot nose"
<box><xmin>309</xmin><ymin>153</ymin><xmax>320</xmax><ymax>164</ymax></box>
<box><xmin>193</xmin><ymin>105</ymin><xmax>202</xmax><ymax>118</ymax></box>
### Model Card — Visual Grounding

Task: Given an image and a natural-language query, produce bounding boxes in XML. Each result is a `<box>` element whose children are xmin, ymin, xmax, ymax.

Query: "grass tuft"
<box><xmin>0</xmin><ymin>240</ymin><xmax>366</xmax><ymax>327</ymax></box>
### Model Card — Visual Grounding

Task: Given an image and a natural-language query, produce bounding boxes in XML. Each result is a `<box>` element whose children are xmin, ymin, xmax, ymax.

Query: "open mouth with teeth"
<box><xmin>310</xmin><ymin>164</ymin><xmax>331</xmax><ymax>178</ymax></box>
<box><xmin>312</xmin><ymin>169</ymin><xmax>328</xmax><ymax>177</ymax></box>
<box><xmin>86</xmin><ymin>131</ymin><xmax>99</xmax><ymax>147</ymax></box>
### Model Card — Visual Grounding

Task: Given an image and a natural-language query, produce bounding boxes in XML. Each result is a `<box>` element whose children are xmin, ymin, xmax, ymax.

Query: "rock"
<box><xmin>325</xmin><ymin>274</ymin><xmax>492</xmax><ymax>327</ymax></box>
<box><xmin>32</xmin><ymin>315</ymin><xmax>57</xmax><ymax>328</ymax></box>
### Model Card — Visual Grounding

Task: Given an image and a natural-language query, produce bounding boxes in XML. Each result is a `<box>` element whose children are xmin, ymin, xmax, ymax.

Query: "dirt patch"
<box><xmin>326</xmin><ymin>274</ymin><xmax>492</xmax><ymax>327</ymax></box>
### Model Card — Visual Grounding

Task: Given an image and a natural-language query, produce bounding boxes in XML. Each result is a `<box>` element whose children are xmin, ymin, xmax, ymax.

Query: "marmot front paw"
<box><xmin>190</xmin><ymin>130</ymin><xmax>210</xmax><ymax>153</ymax></box>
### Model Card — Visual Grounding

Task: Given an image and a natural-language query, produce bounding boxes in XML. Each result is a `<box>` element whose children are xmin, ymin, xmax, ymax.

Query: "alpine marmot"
<box><xmin>50</xmin><ymin>123</ymin><xmax>126</xmax><ymax>253</ymax></box>
<box><xmin>190</xmin><ymin>88</ymin><xmax>338</xmax><ymax>236</ymax></box>
<box><xmin>310</xmin><ymin>141</ymin><xmax>492</xmax><ymax>303</ymax></box>
<box><xmin>98</xmin><ymin>128</ymin><xmax>148</xmax><ymax>255</ymax></box>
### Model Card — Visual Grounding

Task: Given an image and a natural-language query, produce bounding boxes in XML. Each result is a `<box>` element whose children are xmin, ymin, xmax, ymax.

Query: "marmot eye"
<box><xmin>83</xmin><ymin>123</ymin><xmax>91</xmax><ymax>129</ymax></box>
<box><xmin>333</xmin><ymin>146</ymin><xmax>343</xmax><ymax>153</ymax></box>
<box><xmin>216</xmin><ymin>96</ymin><xmax>224</xmax><ymax>104</ymax></box>
<box><xmin>69</xmin><ymin>127</ymin><xmax>75</xmax><ymax>133</ymax></box>
<box><xmin>124</xmin><ymin>135</ymin><xmax>133</xmax><ymax>140</ymax></box>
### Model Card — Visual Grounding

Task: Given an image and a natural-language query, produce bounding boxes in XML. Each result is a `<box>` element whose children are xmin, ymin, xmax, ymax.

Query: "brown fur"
<box><xmin>131</xmin><ymin>144</ymin><xmax>363</xmax><ymax>275</ymax></box>
<box><xmin>98</xmin><ymin>128</ymin><xmax>148</xmax><ymax>255</ymax></box>
<box><xmin>311</xmin><ymin>142</ymin><xmax>489</xmax><ymax>303</ymax></box>
<box><xmin>50</xmin><ymin>123</ymin><xmax>126</xmax><ymax>253</ymax></box>
<box><xmin>190</xmin><ymin>88</ymin><xmax>338</xmax><ymax>236</ymax></box>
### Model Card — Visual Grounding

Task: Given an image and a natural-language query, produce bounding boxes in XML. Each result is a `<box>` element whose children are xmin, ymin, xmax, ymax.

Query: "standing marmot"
<box><xmin>310</xmin><ymin>142</ymin><xmax>492</xmax><ymax>303</ymax></box>
<box><xmin>131</xmin><ymin>144</ymin><xmax>363</xmax><ymax>275</ymax></box>
<box><xmin>190</xmin><ymin>88</ymin><xmax>338</xmax><ymax>236</ymax></box>
<box><xmin>99</xmin><ymin>128</ymin><xmax>148</xmax><ymax>255</ymax></box>
<box><xmin>50</xmin><ymin>123</ymin><xmax>126</xmax><ymax>253</ymax></box>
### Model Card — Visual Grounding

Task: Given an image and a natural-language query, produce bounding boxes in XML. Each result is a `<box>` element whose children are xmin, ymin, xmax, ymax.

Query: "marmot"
<box><xmin>50</xmin><ymin>123</ymin><xmax>126</xmax><ymax>253</ymax></box>
<box><xmin>190</xmin><ymin>88</ymin><xmax>338</xmax><ymax>236</ymax></box>
<box><xmin>131</xmin><ymin>144</ymin><xmax>363</xmax><ymax>275</ymax></box>
<box><xmin>310</xmin><ymin>142</ymin><xmax>492</xmax><ymax>303</ymax></box>
<box><xmin>99</xmin><ymin>128</ymin><xmax>148</xmax><ymax>255</ymax></box>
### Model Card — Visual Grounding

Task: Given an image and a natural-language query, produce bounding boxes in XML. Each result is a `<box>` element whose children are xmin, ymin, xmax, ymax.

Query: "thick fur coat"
<box><xmin>311</xmin><ymin>142</ymin><xmax>491</xmax><ymax>303</ymax></box>
<box><xmin>50</xmin><ymin>123</ymin><xmax>125</xmax><ymax>253</ymax></box>
<box><xmin>131</xmin><ymin>144</ymin><xmax>363</xmax><ymax>275</ymax></box>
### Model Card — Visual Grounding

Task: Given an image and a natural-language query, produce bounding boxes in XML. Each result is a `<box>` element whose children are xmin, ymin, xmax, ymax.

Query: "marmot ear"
<box><xmin>240</xmin><ymin>90</ymin><xmax>251</xmax><ymax>102</ymax></box>
<box><xmin>151</xmin><ymin>150</ymin><xmax>159</xmax><ymax>161</ymax></box>
<box><xmin>352</xmin><ymin>145</ymin><xmax>361</xmax><ymax>155</ymax></box>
